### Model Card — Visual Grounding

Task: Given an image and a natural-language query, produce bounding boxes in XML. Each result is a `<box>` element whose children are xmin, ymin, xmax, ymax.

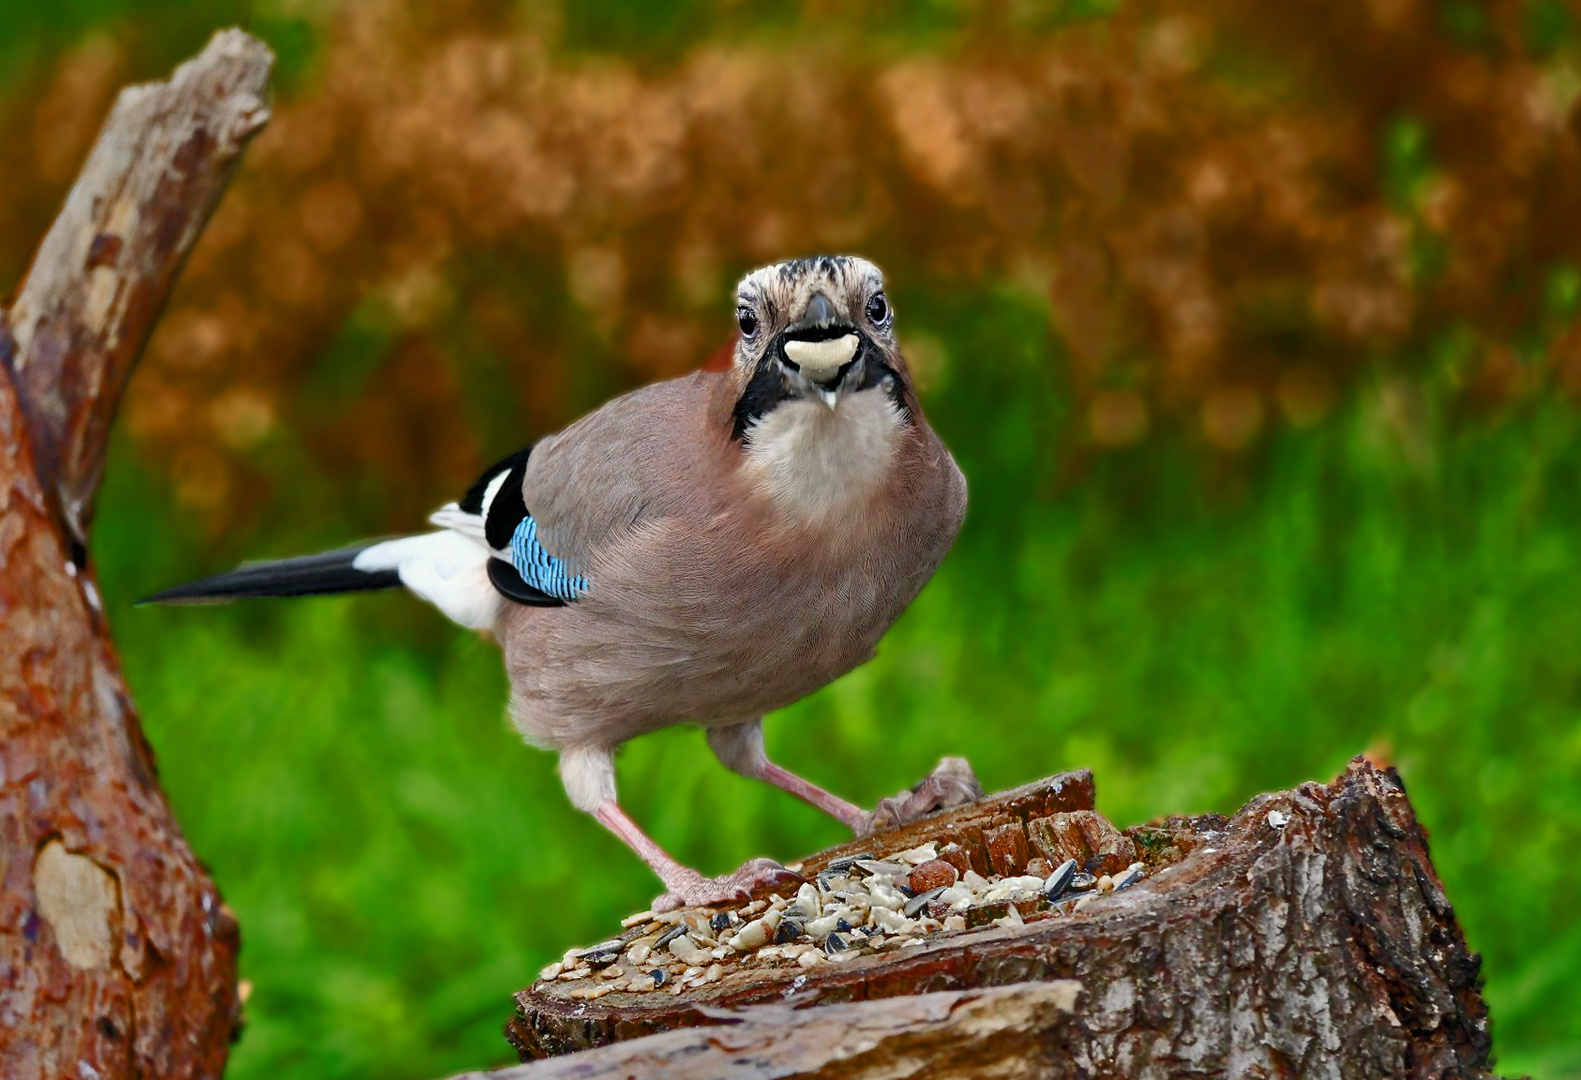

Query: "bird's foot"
<box><xmin>857</xmin><ymin>756</ymin><xmax>984</xmax><ymax>838</ymax></box>
<box><xmin>652</xmin><ymin>858</ymin><xmax>804</xmax><ymax>913</ymax></box>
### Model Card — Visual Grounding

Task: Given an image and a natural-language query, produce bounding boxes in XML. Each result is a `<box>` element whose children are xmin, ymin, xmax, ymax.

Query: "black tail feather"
<box><xmin>139</xmin><ymin>544</ymin><xmax>401</xmax><ymax>604</ymax></box>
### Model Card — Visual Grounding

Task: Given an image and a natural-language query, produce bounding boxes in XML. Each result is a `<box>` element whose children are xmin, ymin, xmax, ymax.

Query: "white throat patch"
<box><xmin>740</xmin><ymin>390</ymin><xmax>904</xmax><ymax>521</ymax></box>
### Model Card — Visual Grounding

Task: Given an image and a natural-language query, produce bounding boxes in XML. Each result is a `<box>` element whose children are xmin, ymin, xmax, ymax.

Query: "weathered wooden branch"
<box><xmin>460</xmin><ymin>981</ymin><xmax>1086</xmax><ymax>1080</ymax></box>
<box><xmin>0</xmin><ymin>31</ymin><xmax>271</xmax><ymax>1080</ymax></box>
<box><xmin>1</xmin><ymin>29</ymin><xmax>271</xmax><ymax>542</ymax></box>
<box><xmin>497</xmin><ymin>761</ymin><xmax>1504</xmax><ymax>1079</ymax></box>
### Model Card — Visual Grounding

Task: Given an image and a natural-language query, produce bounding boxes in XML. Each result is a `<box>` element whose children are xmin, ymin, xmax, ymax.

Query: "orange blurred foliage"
<box><xmin>2</xmin><ymin>0</ymin><xmax>1578</xmax><ymax>530</ymax></box>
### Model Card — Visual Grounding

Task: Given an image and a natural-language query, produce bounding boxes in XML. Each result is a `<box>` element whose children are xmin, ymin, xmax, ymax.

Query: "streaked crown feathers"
<box><xmin>732</xmin><ymin>255</ymin><xmax>890</xmax><ymax>366</ymax></box>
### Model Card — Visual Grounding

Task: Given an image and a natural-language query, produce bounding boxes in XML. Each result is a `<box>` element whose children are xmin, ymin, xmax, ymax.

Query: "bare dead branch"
<box><xmin>457</xmin><ymin>981</ymin><xmax>1085</xmax><ymax>1080</ymax></box>
<box><xmin>0</xmin><ymin>30</ymin><xmax>272</xmax><ymax>1080</ymax></box>
<box><xmin>1</xmin><ymin>29</ymin><xmax>272</xmax><ymax>542</ymax></box>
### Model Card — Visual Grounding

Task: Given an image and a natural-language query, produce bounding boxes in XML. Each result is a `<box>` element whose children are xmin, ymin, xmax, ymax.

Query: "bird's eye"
<box><xmin>737</xmin><ymin>307</ymin><xmax>759</xmax><ymax>338</ymax></box>
<box><xmin>865</xmin><ymin>293</ymin><xmax>890</xmax><ymax>325</ymax></box>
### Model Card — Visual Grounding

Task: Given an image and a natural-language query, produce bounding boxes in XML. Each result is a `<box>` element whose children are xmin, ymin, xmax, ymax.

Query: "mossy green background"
<box><xmin>6</xmin><ymin>2</ymin><xmax>1581</xmax><ymax>1078</ymax></box>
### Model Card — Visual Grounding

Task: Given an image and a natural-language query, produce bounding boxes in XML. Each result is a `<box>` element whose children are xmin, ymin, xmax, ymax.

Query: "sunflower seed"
<box><xmin>902</xmin><ymin>886</ymin><xmax>947</xmax><ymax>918</ymax></box>
<box><xmin>1112</xmin><ymin>865</ymin><xmax>1144</xmax><ymax>892</ymax></box>
<box><xmin>1043</xmin><ymin>858</ymin><xmax>1078</xmax><ymax>901</ymax></box>
<box><xmin>825</xmin><ymin>853</ymin><xmax>875</xmax><ymax>874</ymax></box>
<box><xmin>577</xmin><ymin>940</ymin><xmax>624</xmax><ymax>967</ymax></box>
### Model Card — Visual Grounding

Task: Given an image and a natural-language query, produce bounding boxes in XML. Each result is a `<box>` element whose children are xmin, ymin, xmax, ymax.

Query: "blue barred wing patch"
<box><xmin>509</xmin><ymin>516</ymin><xmax>589</xmax><ymax>601</ymax></box>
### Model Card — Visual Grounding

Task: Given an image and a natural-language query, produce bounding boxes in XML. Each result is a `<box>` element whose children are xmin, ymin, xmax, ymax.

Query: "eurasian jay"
<box><xmin>148</xmin><ymin>255</ymin><xmax>971</xmax><ymax>909</ymax></box>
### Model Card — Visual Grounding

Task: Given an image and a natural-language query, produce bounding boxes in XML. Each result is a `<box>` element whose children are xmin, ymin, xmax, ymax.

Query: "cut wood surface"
<box><xmin>501</xmin><ymin>760</ymin><xmax>1504</xmax><ymax>1079</ymax></box>
<box><xmin>0</xmin><ymin>31</ymin><xmax>271</xmax><ymax>1080</ymax></box>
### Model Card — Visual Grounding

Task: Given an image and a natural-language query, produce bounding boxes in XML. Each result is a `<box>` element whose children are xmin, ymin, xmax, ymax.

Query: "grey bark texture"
<box><xmin>503</xmin><ymin>761</ymin><xmax>1507</xmax><ymax>1079</ymax></box>
<box><xmin>0</xmin><ymin>31</ymin><xmax>272</xmax><ymax>1080</ymax></box>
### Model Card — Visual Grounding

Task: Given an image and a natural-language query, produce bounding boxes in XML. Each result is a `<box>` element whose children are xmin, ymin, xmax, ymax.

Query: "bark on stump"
<box><xmin>0</xmin><ymin>32</ymin><xmax>272</xmax><ymax>1080</ymax></box>
<box><xmin>498</xmin><ymin>760</ymin><xmax>1502</xmax><ymax>1079</ymax></box>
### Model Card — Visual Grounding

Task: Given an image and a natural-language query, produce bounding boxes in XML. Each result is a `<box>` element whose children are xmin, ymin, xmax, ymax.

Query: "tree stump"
<box><xmin>0</xmin><ymin>31</ymin><xmax>272</xmax><ymax>1080</ymax></box>
<box><xmin>486</xmin><ymin>759</ymin><xmax>1504</xmax><ymax>1079</ymax></box>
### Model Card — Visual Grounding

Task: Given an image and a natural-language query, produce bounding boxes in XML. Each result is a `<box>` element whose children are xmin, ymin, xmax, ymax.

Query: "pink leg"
<box><xmin>707</xmin><ymin>722</ymin><xmax>983</xmax><ymax>838</ymax></box>
<box><xmin>593</xmin><ymin>801</ymin><xmax>700</xmax><ymax>894</ymax></box>
<box><xmin>593</xmin><ymin>800</ymin><xmax>800</xmax><ymax>912</ymax></box>
<box><xmin>759</xmin><ymin>762</ymin><xmax>867</xmax><ymax>831</ymax></box>
<box><xmin>563</xmin><ymin>745</ymin><xmax>799</xmax><ymax>911</ymax></box>
<box><xmin>707</xmin><ymin>720</ymin><xmax>867</xmax><ymax>831</ymax></box>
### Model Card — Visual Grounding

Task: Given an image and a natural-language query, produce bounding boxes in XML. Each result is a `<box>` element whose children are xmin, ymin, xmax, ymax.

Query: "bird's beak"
<box><xmin>781</xmin><ymin>291</ymin><xmax>859</xmax><ymax>409</ymax></box>
<box><xmin>800</xmin><ymin>291</ymin><xmax>839</xmax><ymax>329</ymax></box>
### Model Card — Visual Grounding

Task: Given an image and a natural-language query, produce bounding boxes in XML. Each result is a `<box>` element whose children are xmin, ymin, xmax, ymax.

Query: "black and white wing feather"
<box><xmin>429</xmin><ymin>445</ymin><xmax>583</xmax><ymax>608</ymax></box>
<box><xmin>145</xmin><ymin>441</ymin><xmax>594</xmax><ymax>625</ymax></box>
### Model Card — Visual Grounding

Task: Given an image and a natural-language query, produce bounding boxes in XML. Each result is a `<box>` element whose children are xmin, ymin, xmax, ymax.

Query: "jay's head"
<box><xmin>729</xmin><ymin>256</ymin><xmax>911</xmax><ymax>442</ymax></box>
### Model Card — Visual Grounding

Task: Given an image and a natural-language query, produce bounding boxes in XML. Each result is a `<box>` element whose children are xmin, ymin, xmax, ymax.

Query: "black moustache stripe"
<box><xmin>731</xmin><ymin>358</ymin><xmax>791</xmax><ymax>442</ymax></box>
<box><xmin>863</xmin><ymin>357</ymin><xmax>913</xmax><ymax>424</ymax></box>
<box><xmin>730</xmin><ymin>342</ymin><xmax>912</xmax><ymax>443</ymax></box>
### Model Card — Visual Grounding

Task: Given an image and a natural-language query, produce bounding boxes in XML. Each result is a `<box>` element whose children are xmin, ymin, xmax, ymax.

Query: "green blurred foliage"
<box><xmin>7</xmin><ymin>0</ymin><xmax>1581</xmax><ymax>1078</ymax></box>
<box><xmin>100</xmin><ymin>290</ymin><xmax>1581</xmax><ymax>1079</ymax></box>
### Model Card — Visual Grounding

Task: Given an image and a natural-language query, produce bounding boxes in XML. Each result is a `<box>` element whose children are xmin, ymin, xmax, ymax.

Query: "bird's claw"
<box><xmin>653</xmin><ymin>858</ymin><xmax>805</xmax><ymax>912</ymax></box>
<box><xmin>857</xmin><ymin>756</ymin><xmax>984</xmax><ymax>837</ymax></box>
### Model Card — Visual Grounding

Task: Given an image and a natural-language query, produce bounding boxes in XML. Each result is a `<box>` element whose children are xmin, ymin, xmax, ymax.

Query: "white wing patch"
<box><xmin>429</xmin><ymin>503</ymin><xmax>487</xmax><ymax>544</ymax></box>
<box><xmin>354</xmin><ymin>531</ymin><xmax>499</xmax><ymax>629</ymax></box>
<box><xmin>478</xmin><ymin>469</ymin><xmax>513</xmax><ymax>519</ymax></box>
